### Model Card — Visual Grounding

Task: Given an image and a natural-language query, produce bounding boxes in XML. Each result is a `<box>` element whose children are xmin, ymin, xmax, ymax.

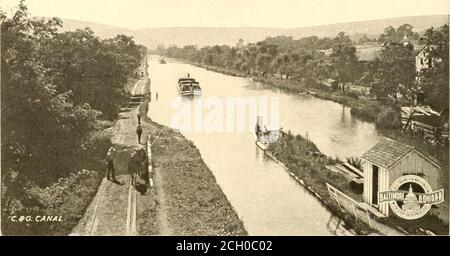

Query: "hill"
<box><xmin>51</xmin><ymin>14</ymin><xmax>448</xmax><ymax>48</ymax></box>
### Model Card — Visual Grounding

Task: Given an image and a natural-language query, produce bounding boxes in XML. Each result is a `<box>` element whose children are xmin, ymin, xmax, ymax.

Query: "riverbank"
<box><xmin>175</xmin><ymin>57</ymin><xmax>404</xmax><ymax>125</ymax></box>
<box><xmin>138</xmin><ymin>99</ymin><xmax>247</xmax><ymax>235</ymax></box>
<box><xmin>186</xmin><ymin>60</ymin><xmax>397</xmax><ymax>126</ymax></box>
<box><xmin>266</xmin><ymin>132</ymin><xmax>379</xmax><ymax>235</ymax></box>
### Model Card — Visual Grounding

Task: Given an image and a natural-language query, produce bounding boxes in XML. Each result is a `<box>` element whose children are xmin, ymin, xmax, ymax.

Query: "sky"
<box><xmin>1</xmin><ymin>0</ymin><xmax>449</xmax><ymax>29</ymax></box>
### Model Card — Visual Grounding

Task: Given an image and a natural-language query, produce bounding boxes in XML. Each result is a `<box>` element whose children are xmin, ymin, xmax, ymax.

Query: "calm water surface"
<box><xmin>147</xmin><ymin>55</ymin><xmax>380</xmax><ymax>235</ymax></box>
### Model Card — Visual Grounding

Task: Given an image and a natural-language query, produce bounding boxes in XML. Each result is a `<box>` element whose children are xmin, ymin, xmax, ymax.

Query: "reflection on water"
<box><xmin>147</xmin><ymin>55</ymin><xmax>380</xmax><ymax>235</ymax></box>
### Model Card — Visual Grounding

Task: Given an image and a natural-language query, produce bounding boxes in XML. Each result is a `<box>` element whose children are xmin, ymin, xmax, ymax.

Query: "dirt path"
<box><xmin>73</xmin><ymin>62</ymin><xmax>246</xmax><ymax>236</ymax></box>
<box><xmin>72</xmin><ymin>79</ymin><xmax>149</xmax><ymax>236</ymax></box>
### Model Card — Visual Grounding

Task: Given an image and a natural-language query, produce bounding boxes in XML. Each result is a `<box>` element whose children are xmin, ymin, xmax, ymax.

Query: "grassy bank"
<box><xmin>266</xmin><ymin>131</ymin><xmax>377</xmax><ymax>235</ymax></box>
<box><xmin>139</xmin><ymin>99</ymin><xmax>247</xmax><ymax>235</ymax></box>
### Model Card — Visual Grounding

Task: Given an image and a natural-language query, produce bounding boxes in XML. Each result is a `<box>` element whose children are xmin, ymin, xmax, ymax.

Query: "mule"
<box><xmin>128</xmin><ymin>147</ymin><xmax>147</xmax><ymax>186</ymax></box>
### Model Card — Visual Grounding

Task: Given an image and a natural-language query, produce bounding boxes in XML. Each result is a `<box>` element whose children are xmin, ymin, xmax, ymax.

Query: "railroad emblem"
<box><xmin>378</xmin><ymin>175</ymin><xmax>444</xmax><ymax>220</ymax></box>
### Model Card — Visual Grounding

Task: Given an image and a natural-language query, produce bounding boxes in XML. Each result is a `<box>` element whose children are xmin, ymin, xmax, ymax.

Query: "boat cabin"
<box><xmin>179</xmin><ymin>81</ymin><xmax>200</xmax><ymax>90</ymax></box>
<box><xmin>177</xmin><ymin>76</ymin><xmax>201</xmax><ymax>96</ymax></box>
<box><xmin>178</xmin><ymin>77</ymin><xmax>196</xmax><ymax>84</ymax></box>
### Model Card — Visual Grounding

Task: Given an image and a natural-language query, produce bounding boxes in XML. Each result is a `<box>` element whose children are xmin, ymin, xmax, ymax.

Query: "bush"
<box><xmin>25</xmin><ymin>170</ymin><xmax>97</xmax><ymax>210</ymax></box>
<box><xmin>88</xmin><ymin>129</ymin><xmax>113</xmax><ymax>157</ymax></box>
<box><xmin>3</xmin><ymin>169</ymin><xmax>102</xmax><ymax>235</ymax></box>
<box><xmin>376</xmin><ymin>107</ymin><xmax>402</xmax><ymax>129</ymax></box>
<box><xmin>346</xmin><ymin>156</ymin><xmax>362</xmax><ymax>169</ymax></box>
<box><xmin>350</xmin><ymin>103</ymin><xmax>380</xmax><ymax>122</ymax></box>
<box><xmin>345</xmin><ymin>91</ymin><xmax>360</xmax><ymax>99</ymax></box>
<box><xmin>349</xmin><ymin>180</ymin><xmax>363</xmax><ymax>194</ymax></box>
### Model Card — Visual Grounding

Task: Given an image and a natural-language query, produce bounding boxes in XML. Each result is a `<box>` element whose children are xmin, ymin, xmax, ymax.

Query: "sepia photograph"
<box><xmin>0</xmin><ymin>0</ymin><xmax>449</xmax><ymax>240</ymax></box>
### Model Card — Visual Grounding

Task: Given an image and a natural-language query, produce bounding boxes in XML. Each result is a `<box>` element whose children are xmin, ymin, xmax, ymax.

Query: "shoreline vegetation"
<box><xmin>184</xmin><ymin>59</ymin><xmax>400</xmax><ymax>128</ymax></box>
<box><xmin>266</xmin><ymin>132</ymin><xmax>377</xmax><ymax>235</ymax></box>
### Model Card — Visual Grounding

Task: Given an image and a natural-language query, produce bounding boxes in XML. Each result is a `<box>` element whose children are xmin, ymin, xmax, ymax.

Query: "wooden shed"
<box><xmin>361</xmin><ymin>137</ymin><xmax>441</xmax><ymax>216</ymax></box>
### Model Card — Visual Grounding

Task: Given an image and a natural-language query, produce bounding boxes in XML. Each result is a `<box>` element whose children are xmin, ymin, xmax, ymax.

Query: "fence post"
<box><xmin>147</xmin><ymin>135</ymin><xmax>153</xmax><ymax>187</ymax></box>
<box><xmin>365</xmin><ymin>208</ymin><xmax>373</xmax><ymax>228</ymax></box>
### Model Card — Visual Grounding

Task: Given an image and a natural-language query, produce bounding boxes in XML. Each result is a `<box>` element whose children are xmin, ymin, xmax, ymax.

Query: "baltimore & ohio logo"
<box><xmin>378</xmin><ymin>175</ymin><xmax>444</xmax><ymax>220</ymax></box>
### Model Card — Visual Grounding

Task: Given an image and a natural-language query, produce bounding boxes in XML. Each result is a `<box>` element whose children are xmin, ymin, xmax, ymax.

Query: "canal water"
<box><xmin>147</xmin><ymin>55</ymin><xmax>380</xmax><ymax>235</ymax></box>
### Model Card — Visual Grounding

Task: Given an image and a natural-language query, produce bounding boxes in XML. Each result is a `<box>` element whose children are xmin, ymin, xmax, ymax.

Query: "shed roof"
<box><xmin>361</xmin><ymin>137</ymin><xmax>415</xmax><ymax>169</ymax></box>
<box><xmin>362</xmin><ymin>137</ymin><xmax>441</xmax><ymax>169</ymax></box>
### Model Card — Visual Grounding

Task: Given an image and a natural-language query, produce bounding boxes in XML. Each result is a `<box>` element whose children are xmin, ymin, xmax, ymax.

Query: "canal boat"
<box><xmin>255</xmin><ymin>130</ymin><xmax>283</xmax><ymax>151</ymax></box>
<box><xmin>254</xmin><ymin>116</ymin><xmax>282</xmax><ymax>151</ymax></box>
<box><xmin>256</xmin><ymin>139</ymin><xmax>269</xmax><ymax>151</ymax></box>
<box><xmin>178</xmin><ymin>74</ymin><xmax>201</xmax><ymax>96</ymax></box>
<box><xmin>159</xmin><ymin>58</ymin><xmax>167</xmax><ymax>64</ymax></box>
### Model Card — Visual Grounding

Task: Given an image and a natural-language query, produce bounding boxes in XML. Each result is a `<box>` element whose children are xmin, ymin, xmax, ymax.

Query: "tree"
<box><xmin>378</xmin><ymin>24</ymin><xmax>419</xmax><ymax>43</ymax></box>
<box><xmin>369</xmin><ymin>43</ymin><xmax>415</xmax><ymax>102</ymax></box>
<box><xmin>357</xmin><ymin>34</ymin><xmax>373</xmax><ymax>44</ymax></box>
<box><xmin>236</xmin><ymin>38</ymin><xmax>244</xmax><ymax>49</ymax></box>
<box><xmin>333</xmin><ymin>31</ymin><xmax>353</xmax><ymax>46</ymax></box>
<box><xmin>1</xmin><ymin>1</ymin><xmax>100</xmax><ymax>176</ymax></box>
<box><xmin>41</xmin><ymin>28</ymin><xmax>140</xmax><ymax>119</ymax></box>
<box><xmin>1</xmin><ymin>0</ymin><xmax>143</xmax><ymax>178</ymax></box>
<box><xmin>417</xmin><ymin>25</ymin><xmax>449</xmax><ymax>109</ymax></box>
<box><xmin>329</xmin><ymin>44</ymin><xmax>358</xmax><ymax>92</ymax></box>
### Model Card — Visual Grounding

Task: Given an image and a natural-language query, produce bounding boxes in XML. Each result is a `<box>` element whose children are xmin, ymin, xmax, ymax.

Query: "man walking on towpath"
<box><xmin>136</xmin><ymin>124</ymin><xmax>143</xmax><ymax>144</ymax></box>
<box><xmin>105</xmin><ymin>146</ymin><xmax>116</xmax><ymax>181</ymax></box>
<box><xmin>137</xmin><ymin>112</ymin><xmax>141</xmax><ymax>125</ymax></box>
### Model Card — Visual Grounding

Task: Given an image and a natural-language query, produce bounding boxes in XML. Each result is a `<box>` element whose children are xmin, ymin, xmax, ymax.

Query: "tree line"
<box><xmin>1</xmin><ymin>1</ymin><xmax>144</xmax><ymax>184</ymax></box>
<box><xmin>157</xmin><ymin>24</ymin><xmax>448</xmax><ymax>110</ymax></box>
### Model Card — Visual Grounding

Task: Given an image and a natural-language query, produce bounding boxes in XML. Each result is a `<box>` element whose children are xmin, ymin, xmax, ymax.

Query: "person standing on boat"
<box><xmin>255</xmin><ymin>123</ymin><xmax>261</xmax><ymax>141</ymax></box>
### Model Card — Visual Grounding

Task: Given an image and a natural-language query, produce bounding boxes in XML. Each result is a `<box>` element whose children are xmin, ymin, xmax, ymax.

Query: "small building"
<box><xmin>361</xmin><ymin>137</ymin><xmax>441</xmax><ymax>216</ymax></box>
